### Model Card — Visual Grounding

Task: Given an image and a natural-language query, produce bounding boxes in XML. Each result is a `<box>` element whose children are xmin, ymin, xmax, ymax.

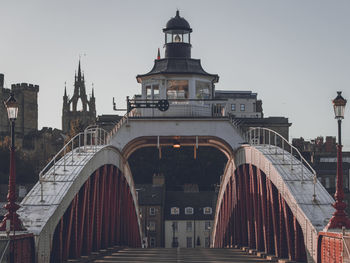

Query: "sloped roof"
<box><xmin>164</xmin><ymin>191</ymin><xmax>217</xmax><ymax>220</ymax></box>
<box><xmin>136</xmin><ymin>58</ymin><xmax>219</xmax><ymax>82</ymax></box>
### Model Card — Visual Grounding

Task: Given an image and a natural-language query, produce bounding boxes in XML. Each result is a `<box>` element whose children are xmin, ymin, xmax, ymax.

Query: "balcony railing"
<box><xmin>127</xmin><ymin>98</ymin><xmax>228</xmax><ymax>118</ymax></box>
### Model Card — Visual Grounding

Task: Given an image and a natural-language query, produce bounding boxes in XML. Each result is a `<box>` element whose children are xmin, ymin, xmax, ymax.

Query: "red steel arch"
<box><xmin>50</xmin><ymin>164</ymin><xmax>140</xmax><ymax>262</ymax></box>
<box><xmin>214</xmin><ymin>163</ymin><xmax>307</xmax><ymax>262</ymax></box>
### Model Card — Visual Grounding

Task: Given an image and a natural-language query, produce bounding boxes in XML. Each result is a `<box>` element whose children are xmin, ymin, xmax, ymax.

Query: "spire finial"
<box><xmin>78</xmin><ymin>59</ymin><xmax>82</xmax><ymax>80</ymax></box>
<box><xmin>64</xmin><ymin>81</ymin><xmax>67</xmax><ymax>96</ymax></box>
<box><xmin>176</xmin><ymin>10</ymin><xmax>180</xmax><ymax>17</ymax></box>
<box><xmin>157</xmin><ymin>48</ymin><xmax>161</xmax><ymax>60</ymax></box>
<box><xmin>92</xmin><ymin>83</ymin><xmax>95</xmax><ymax>98</ymax></box>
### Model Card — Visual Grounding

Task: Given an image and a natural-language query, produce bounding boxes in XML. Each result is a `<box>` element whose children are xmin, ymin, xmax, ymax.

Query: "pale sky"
<box><xmin>1</xmin><ymin>1</ymin><xmax>350</xmax><ymax>149</ymax></box>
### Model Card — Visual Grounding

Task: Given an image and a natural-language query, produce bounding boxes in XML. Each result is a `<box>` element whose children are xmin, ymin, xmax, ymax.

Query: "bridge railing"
<box><xmin>39</xmin><ymin>126</ymin><xmax>108</xmax><ymax>186</ymax></box>
<box><xmin>244</xmin><ymin>127</ymin><xmax>318</xmax><ymax>202</ymax></box>
<box><xmin>107</xmin><ymin>109</ymin><xmax>137</xmax><ymax>143</ymax></box>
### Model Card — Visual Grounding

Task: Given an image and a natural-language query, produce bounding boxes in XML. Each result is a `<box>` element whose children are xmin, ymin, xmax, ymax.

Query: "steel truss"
<box><xmin>214</xmin><ymin>163</ymin><xmax>306</xmax><ymax>261</ymax></box>
<box><xmin>50</xmin><ymin>164</ymin><xmax>140</xmax><ymax>262</ymax></box>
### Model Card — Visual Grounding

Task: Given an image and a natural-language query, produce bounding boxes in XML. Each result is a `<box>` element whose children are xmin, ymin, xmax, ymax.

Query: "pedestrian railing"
<box><xmin>38</xmin><ymin>126</ymin><xmax>108</xmax><ymax>201</ymax></box>
<box><xmin>244</xmin><ymin>127</ymin><xmax>317</xmax><ymax>202</ymax></box>
<box><xmin>107</xmin><ymin>109</ymin><xmax>136</xmax><ymax>142</ymax></box>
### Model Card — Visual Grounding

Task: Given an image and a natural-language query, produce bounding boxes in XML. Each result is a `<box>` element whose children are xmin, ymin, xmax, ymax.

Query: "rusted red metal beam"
<box><xmin>82</xmin><ymin>177</ymin><xmax>91</xmax><ymax>255</ymax></box>
<box><xmin>63</xmin><ymin>197</ymin><xmax>76</xmax><ymax>260</ymax></box>
<box><xmin>72</xmin><ymin>193</ymin><xmax>79</xmax><ymax>258</ymax></box>
<box><xmin>243</xmin><ymin>165</ymin><xmax>254</xmax><ymax>248</ymax></box>
<box><xmin>282</xmin><ymin>196</ymin><xmax>293</xmax><ymax>260</ymax></box>
<box><xmin>267</xmin><ymin>179</ymin><xmax>279</xmax><ymax>256</ymax></box>
<box><xmin>78</xmin><ymin>178</ymin><xmax>89</xmax><ymax>256</ymax></box>
<box><xmin>89</xmin><ymin>169</ymin><xmax>99</xmax><ymax>253</ymax></box>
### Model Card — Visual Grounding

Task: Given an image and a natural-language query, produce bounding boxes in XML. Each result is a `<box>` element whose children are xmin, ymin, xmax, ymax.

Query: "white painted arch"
<box><xmin>109</xmin><ymin>117</ymin><xmax>244</xmax><ymax>154</ymax></box>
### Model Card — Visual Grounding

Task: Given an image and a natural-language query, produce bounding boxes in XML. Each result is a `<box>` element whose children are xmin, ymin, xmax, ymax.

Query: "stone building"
<box><xmin>0</xmin><ymin>73</ymin><xmax>63</xmax><ymax>184</ymax></box>
<box><xmin>0</xmin><ymin>73</ymin><xmax>39</xmax><ymax>136</ymax></box>
<box><xmin>136</xmin><ymin>174</ymin><xmax>166</xmax><ymax>248</ymax></box>
<box><xmin>62</xmin><ymin>61</ymin><xmax>96</xmax><ymax>134</ymax></box>
<box><xmin>164</xmin><ymin>188</ymin><xmax>216</xmax><ymax>248</ymax></box>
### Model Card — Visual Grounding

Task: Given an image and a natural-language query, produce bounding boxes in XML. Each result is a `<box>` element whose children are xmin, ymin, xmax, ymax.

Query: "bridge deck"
<box><xmin>82</xmin><ymin>248</ymin><xmax>274</xmax><ymax>262</ymax></box>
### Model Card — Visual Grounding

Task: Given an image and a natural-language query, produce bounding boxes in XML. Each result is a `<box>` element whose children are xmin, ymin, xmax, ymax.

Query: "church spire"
<box><xmin>64</xmin><ymin>82</ymin><xmax>67</xmax><ymax>97</ymax></box>
<box><xmin>77</xmin><ymin>60</ymin><xmax>82</xmax><ymax>80</ymax></box>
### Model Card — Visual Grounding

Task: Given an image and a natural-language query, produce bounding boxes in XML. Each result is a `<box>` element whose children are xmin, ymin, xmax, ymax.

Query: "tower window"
<box><xmin>167</xmin><ymin>80</ymin><xmax>188</xmax><ymax>99</ymax></box>
<box><xmin>174</xmin><ymin>34</ymin><xmax>182</xmax><ymax>42</ymax></box>
<box><xmin>153</xmin><ymin>85</ymin><xmax>160</xmax><ymax>99</ymax></box>
<box><xmin>196</xmin><ymin>81</ymin><xmax>211</xmax><ymax>99</ymax></box>
<box><xmin>146</xmin><ymin>86</ymin><xmax>152</xmax><ymax>99</ymax></box>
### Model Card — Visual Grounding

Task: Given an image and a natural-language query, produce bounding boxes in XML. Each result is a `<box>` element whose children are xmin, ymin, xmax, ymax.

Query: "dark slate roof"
<box><xmin>136</xmin><ymin>58</ymin><xmax>219</xmax><ymax>82</ymax></box>
<box><xmin>136</xmin><ymin>184</ymin><xmax>165</xmax><ymax>206</ymax></box>
<box><xmin>215</xmin><ymin>90</ymin><xmax>257</xmax><ymax>100</ymax></box>
<box><xmin>164</xmin><ymin>191</ymin><xmax>217</xmax><ymax>220</ymax></box>
<box><xmin>164</xmin><ymin>10</ymin><xmax>192</xmax><ymax>32</ymax></box>
<box><xmin>236</xmin><ymin>117</ymin><xmax>291</xmax><ymax>125</ymax></box>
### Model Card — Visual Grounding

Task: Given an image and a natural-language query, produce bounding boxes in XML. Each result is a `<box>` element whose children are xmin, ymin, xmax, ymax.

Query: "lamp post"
<box><xmin>0</xmin><ymin>93</ymin><xmax>24</xmax><ymax>231</ymax></box>
<box><xmin>325</xmin><ymin>91</ymin><xmax>350</xmax><ymax>230</ymax></box>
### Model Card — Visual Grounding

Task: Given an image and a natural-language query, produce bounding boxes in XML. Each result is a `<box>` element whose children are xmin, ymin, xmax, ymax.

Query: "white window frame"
<box><xmin>185</xmin><ymin>207</ymin><xmax>194</xmax><ymax>215</ymax></box>
<box><xmin>171</xmin><ymin>207</ymin><xmax>180</xmax><ymax>215</ymax></box>
<box><xmin>203</xmin><ymin>207</ymin><xmax>212</xmax><ymax>215</ymax></box>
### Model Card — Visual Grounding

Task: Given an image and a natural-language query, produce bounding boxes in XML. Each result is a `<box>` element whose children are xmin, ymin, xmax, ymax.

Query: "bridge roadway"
<box><xmin>77</xmin><ymin>247</ymin><xmax>275</xmax><ymax>262</ymax></box>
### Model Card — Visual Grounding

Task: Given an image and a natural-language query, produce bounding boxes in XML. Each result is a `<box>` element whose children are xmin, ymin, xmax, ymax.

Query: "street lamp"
<box><xmin>325</xmin><ymin>91</ymin><xmax>350</xmax><ymax>230</ymax></box>
<box><xmin>0</xmin><ymin>93</ymin><xmax>24</xmax><ymax>231</ymax></box>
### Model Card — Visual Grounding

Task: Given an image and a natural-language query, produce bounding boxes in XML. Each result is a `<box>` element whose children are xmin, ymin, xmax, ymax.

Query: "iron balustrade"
<box><xmin>244</xmin><ymin>127</ymin><xmax>318</xmax><ymax>202</ymax></box>
<box><xmin>38</xmin><ymin>127</ymin><xmax>108</xmax><ymax>202</ymax></box>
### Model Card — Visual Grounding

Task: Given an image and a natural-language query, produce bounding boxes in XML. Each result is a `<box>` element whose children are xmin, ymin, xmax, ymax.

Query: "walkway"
<box><xmin>85</xmin><ymin>247</ymin><xmax>274</xmax><ymax>262</ymax></box>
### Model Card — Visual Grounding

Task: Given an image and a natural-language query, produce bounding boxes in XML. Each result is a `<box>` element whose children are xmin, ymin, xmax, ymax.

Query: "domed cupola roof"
<box><xmin>163</xmin><ymin>10</ymin><xmax>192</xmax><ymax>32</ymax></box>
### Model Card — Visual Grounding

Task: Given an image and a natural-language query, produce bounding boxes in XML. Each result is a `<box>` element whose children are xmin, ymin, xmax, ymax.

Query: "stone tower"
<box><xmin>62</xmin><ymin>61</ymin><xmax>96</xmax><ymax>134</ymax></box>
<box><xmin>0</xmin><ymin>73</ymin><xmax>39</xmax><ymax>136</ymax></box>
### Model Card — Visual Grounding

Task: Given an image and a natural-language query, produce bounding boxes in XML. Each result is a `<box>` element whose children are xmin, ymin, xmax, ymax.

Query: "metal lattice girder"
<box><xmin>212</xmin><ymin>144</ymin><xmax>335</xmax><ymax>263</ymax></box>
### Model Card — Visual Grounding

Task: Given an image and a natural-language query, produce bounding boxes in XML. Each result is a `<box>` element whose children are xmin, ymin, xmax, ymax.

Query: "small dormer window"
<box><xmin>171</xmin><ymin>207</ymin><xmax>180</xmax><ymax>215</ymax></box>
<box><xmin>203</xmin><ymin>207</ymin><xmax>212</xmax><ymax>215</ymax></box>
<box><xmin>185</xmin><ymin>207</ymin><xmax>194</xmax><ymax>215</ymax></box>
